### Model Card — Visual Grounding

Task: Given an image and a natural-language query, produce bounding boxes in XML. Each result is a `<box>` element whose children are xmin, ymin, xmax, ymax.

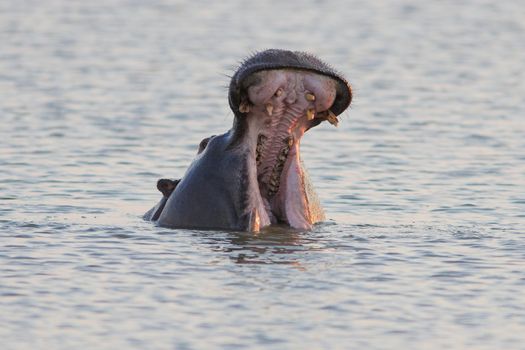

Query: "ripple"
<box><xmin>1</xmin><ymin>0</ymin><xmax>525</xmax><ymax>349</ymax></box>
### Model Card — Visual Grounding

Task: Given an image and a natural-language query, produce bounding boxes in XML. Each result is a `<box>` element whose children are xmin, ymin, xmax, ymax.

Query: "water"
<box><xmin>1</xmin><ymin>0</ymin><xmax>524</xmax><ymax>349</ymax></box>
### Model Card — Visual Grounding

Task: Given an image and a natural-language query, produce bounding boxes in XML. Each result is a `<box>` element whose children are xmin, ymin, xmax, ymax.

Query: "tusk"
<box><xmin>327</xmin><ymin>110</ymin><xmax>339</xmax><ymax>127</ymax></box>
<box><xmin>265</xmin><ymin>103</ymin><xmax>273</xmax><ymax>117</ymax></box>
<box><xmin>306</xmin><ymin>107</ymin><xmax>315</xmax><ymax>121</ymax></box>
<box><xmin>239</xmin><ymin>100</ymin><xmax>250</xmax><ymax>113</ymax></box>
<box><xmin>305</xmin><ymin>92</ymin><xmax>316</xmax><ymax>102</ymax></box>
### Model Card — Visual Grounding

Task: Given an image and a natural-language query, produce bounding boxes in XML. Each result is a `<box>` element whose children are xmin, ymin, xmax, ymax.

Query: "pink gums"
<box><xmin>243</xmin><ymin>69</ymin><xmax>337</xmax><ymax>230</ymax></box>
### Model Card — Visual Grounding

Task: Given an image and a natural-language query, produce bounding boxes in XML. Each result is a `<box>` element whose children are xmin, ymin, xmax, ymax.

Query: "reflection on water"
<box><xmin>1</xmin><ymin>0</ymin><xmax>525</xmax><ymax>349</ymax></box>
<box><xmin>205</xmin><ymin>226</ymin><xmax>316</xmax><ymax>266</ymax></box>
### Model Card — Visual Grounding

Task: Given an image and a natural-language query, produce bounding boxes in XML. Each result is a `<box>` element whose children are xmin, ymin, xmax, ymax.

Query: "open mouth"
<box><xmin>237</xmin><ymin>69</ymin><xmax>342</xmax><ymax>229</ymax></box>
<box><xmin>146</xmin><ymin>49</ymin><xmax>352</xmax><ymax>232</ymax></box>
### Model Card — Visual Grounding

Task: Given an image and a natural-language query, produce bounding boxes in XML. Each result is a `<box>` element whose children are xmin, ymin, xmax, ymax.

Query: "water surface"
<box><xmin>1</xmin><ymin>0</ymin><xmax>524</xmax><ymax>349</ymax></box>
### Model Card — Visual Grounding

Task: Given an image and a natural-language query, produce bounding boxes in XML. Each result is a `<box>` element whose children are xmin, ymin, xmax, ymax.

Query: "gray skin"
<box><xmin>145</xmin><ymin>49</ymin><xmax>352</xmax><ymax>232</ymax></box>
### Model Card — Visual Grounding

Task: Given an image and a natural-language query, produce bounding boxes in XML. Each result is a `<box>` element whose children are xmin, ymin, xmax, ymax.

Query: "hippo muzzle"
<box><xmin>145</xmin><ymin>49</ymin><xmax>352</xmax><ymax>232</ymax></box>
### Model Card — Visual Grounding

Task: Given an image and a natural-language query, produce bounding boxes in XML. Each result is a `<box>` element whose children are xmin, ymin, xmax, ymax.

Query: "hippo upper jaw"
<box><xmin>229</xmin><ymin>50</ymin><xmax>351</xmax><ymax>141</ymax></box>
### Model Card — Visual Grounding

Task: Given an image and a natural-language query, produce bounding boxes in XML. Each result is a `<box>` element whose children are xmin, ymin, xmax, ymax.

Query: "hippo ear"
<box><xmin>197</xmin><ymin>135</ymin><xmax>216</xmax><ymax>154</ymax></box>
<box><xmin>156</xmin><ymin>179</ymin><xmax>179</xmax><ymax>197</ymax></box>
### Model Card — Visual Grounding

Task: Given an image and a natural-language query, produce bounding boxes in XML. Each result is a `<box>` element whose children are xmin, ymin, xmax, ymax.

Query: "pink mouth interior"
<box><xmin>241</xmin><ymin>69</ymin><xmax>338</xmax><ymax>230</ymax></box>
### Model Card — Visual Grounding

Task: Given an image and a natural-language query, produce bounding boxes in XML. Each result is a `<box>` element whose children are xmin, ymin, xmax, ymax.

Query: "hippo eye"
<box><xmin>274</xmin><ymin>88</ymin><xmax>283</xmax><ymax>97</ymax></box>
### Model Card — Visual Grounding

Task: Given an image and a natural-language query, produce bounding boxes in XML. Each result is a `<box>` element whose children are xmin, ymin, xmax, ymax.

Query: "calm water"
<box><xmin>1</xmin><ymin>0</ymin><xmax>524</xmax><ymax>349</ymax></box>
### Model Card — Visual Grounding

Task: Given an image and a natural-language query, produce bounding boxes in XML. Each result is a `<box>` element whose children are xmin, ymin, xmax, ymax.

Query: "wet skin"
<box><xmin>145</xmin><ymin>49</ymin><xmax>352</xmax><ymax>232</ymax></box>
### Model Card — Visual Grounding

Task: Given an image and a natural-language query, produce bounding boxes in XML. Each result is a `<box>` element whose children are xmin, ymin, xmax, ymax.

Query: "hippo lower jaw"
<box><xmin>235</xmin><ymin>69</ymin><xmax>339</xmax><ymax>230</ymax></box>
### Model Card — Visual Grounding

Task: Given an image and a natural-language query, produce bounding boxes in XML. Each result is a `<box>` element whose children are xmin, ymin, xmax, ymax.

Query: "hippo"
<box><xmin>144</xmin><ymin>49</ymin><xmax>352</xmax><ymax>232</ymax></box>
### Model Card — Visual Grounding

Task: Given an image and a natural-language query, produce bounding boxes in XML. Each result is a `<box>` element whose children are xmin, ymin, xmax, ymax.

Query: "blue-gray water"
<box><xmin>1</xmin><ymin>0</ymin><xmax>524</xmax><ymax>349</ymax></box>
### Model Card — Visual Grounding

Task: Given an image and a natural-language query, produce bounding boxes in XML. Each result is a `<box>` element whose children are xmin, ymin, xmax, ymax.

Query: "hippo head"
<box><xmin>147</xmin><ymin>49</ymin><xmax>352</xmax><ymax>232</ymax></box>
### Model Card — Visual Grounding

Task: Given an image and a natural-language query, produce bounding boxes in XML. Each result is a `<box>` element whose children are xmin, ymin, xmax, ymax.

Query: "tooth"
<box><xmin>327</xmin><ymin>110</ymin><xmax>339</xmax><ymax>127</ymax></box>
<box><xmin>279</xmin><ymin>154</ymin><xmax>286</xmax><ymax>162</ymax></box>
<box><xmin>275</xmin><ymin>88</ymin><xmax>283</xmax><ymax>97</ymax></box>
<box><xmin>239</xmin><ymin>101</ymin><xmax>250</xmax><ymax>113</ymax></box>
<box><xmin>306</xmin><ymin>107</ymin><xmax>315</xmax><ymax>120</ymax></box>
<box><xmin>257</xmin><ymin>134</ymin><xmax>266</xmax><ymax>148</ymax></box>
<box><xmin>305</xmin><ymin>92</ymin><xmax>315</xmax><ymax>101</ymax></box>
<box><xmin>265</xmin><ymin>103</ymin><xmax>273</xmax><ymax>116</ymax></box>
